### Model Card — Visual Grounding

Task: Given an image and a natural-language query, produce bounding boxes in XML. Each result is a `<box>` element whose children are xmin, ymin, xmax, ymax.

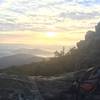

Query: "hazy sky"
<box><xmin>0</xmin><ymin>0</ymin><xmax>100</xmax><ymax>49</ymax></box>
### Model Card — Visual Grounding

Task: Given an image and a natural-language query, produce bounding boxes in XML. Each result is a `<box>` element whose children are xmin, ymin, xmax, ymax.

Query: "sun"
<box><xmin>47</xmin><ymin>32</ymin><xmax>56</xmax><ymax>37</ymax></box>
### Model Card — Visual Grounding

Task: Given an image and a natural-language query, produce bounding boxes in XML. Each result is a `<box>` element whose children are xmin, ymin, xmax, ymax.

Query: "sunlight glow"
<box><xmin>47</xmin><ymin>32</ymin><xmax>56</xmax><ymax>37</ymax></box>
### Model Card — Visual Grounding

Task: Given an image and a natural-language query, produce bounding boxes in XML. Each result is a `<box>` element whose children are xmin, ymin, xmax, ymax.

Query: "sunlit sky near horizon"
<box><xmin>0</xmin><ymin>0</ymin><xmax>100</xmax><ymax>49</ymax></box>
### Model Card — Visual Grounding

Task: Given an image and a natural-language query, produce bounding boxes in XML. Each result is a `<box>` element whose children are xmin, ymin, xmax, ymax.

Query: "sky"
<box><xmin>0</xmin><ymin>0</ymin><xmax>100</xmax><ymax>50</ymax></box>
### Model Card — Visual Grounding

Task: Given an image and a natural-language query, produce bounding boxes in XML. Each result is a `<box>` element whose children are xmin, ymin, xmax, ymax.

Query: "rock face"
<box><xmin>78</xmin><ymin>22</ymin><xmax>100</xmax><ymax>49</ymax></box>
<box><xmin>0</xmin><ymin>74</ymin><xmax>43</xmax><ymax>100</ymax></box>
<box><xmin>0</xmin><ymin>73</ymin><xmax>74</xmax><ymax>100</ymax></box>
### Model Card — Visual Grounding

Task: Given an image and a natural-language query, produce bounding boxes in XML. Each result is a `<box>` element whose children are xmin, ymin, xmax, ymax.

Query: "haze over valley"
<box><xmin>0</xmin><ymin>44</ymin><xmax>55</xmax><ymax>68</ymax></box>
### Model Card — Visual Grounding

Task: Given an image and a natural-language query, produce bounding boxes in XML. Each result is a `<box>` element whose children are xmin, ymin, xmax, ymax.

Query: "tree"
<box><xmin>60</xmin><ymin>46</ymin><xmax>65</xmax><ymax>56</ymax></box>
<box><xmin>54</xmin><ymin>46</ymin><xmax>65</xmax><ymax>57</ymax></box>
<box><xmin>54</xmin><ymin>50</ymin><xmax>61</xmax><ymax>57</ymax></box>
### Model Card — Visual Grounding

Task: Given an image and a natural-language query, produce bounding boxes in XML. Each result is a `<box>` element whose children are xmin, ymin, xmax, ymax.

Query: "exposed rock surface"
<box><xmin>0</xmin><ymin>73</ymin><xmax>74</xmax><ymax>100</ymax></box>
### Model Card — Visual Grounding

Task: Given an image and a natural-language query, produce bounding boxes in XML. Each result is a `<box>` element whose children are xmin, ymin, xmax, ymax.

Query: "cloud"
<box><xmin>0</xmin><ymin>0</ymin><xmax>99</xmax><ymax>33</ymax></box>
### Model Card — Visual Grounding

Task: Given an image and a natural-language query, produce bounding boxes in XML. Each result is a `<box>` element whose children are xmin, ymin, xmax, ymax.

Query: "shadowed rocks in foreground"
<box><xmin>0</xmin><ymin>73</ymin><xmax>74</xmax><ymax>100</ymax></box>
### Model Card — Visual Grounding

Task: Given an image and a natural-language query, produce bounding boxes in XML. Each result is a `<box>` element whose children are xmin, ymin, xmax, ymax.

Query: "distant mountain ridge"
<box><xmin>0</xmin><ymin>53</ymin><xmax>43</xmax><ymax>69</ymax></box>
